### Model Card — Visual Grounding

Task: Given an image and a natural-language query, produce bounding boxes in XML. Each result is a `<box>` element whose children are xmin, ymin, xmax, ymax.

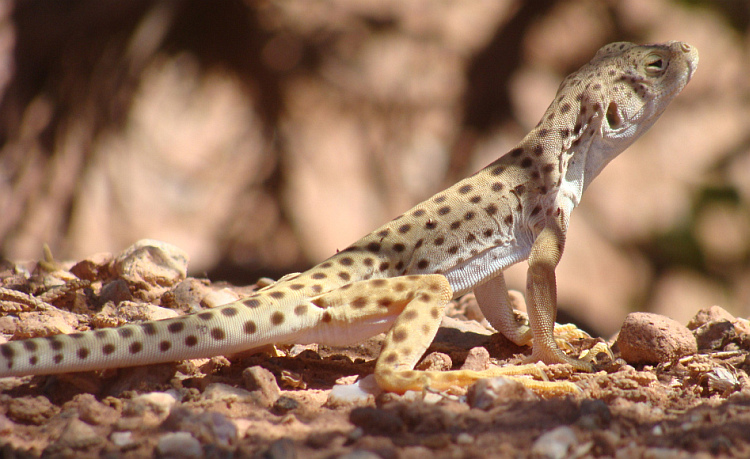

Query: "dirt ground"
<box><xmin>0</xmin><ymin>243</ymin><xmax>749</xmax><ymax>458</ymax></box>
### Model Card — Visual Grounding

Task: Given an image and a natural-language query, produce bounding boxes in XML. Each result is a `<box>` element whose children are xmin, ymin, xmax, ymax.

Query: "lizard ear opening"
<box><xmin>605</xmin><ymin>102</ymin><xmax>622</xmax><ymax>129</ymax></box>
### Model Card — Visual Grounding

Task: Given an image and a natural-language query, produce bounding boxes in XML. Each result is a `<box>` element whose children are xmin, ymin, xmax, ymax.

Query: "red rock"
<box><xmin>617</xmin><ymin>312</ymin><xmax>697</xmax><ymax>365</ymax></box>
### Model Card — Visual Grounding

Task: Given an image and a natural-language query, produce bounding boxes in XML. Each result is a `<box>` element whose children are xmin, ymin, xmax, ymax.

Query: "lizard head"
<box><xmin>587</xmin><ymin>41</ymin><xmax>698</xmax><ymax>141</ymax></box>
<box><xmin>546</xmin><ymin>41</ymin><xmax>699</xmax><ymax>193</ymax></box>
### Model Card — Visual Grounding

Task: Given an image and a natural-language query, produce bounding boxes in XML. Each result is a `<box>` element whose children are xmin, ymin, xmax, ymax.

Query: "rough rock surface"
<box><xmin>616</xmin><ymin>312</ymin><xmax>698</xmax><ymax>365</ymax></box>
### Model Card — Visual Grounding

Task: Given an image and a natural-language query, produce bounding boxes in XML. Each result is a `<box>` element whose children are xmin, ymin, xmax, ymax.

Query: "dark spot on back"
<box><xmin>141</xmin><ymin>323</ymin><xmax>157</xmax><ymax>335</ymax></box>
<box><xmin>339</xmin><ymin>257</ymin><xmax>354</xmax><ymax>266</ymax></box>
<box><xmin>185</xmin><ymin>336</ymin><xmax>198</xmax><ymax>347</ymax></box>
<box><xmin>244</xmin><ymin>298</ymin><xmax>262</xmax><ymax>308</ymax></box>
<box><xmin>198</xmin><ymin>312</ymin><xmax>213</xmax><ymax>321</ymax></box>
<box><xmin>351</xmin><ymin>297</ymin><xmax>368</xmax><ymax>309</ymax></box>
<box><xmin>211</xmin><ymin>328</ymin><xmax>226</xmax><ymax>340</ymax></box>
<box><xmin>48</xmin><ymin>337</ymin><xmax>64</xmax><ymax>351</ymax></box>
<box><xmin>271</xmin><ymin>312</ymin><xmax>285</xmax><ymax>325</ymax></box>
<box><xmin>118</xmin><ymin>328</ymin><xmax>134</xmax><ymax>339</ymax></box>
<box><xmin>1</xmin><ymin>344</ymin><xmax>14</xmax><ymax>358</ymax></box>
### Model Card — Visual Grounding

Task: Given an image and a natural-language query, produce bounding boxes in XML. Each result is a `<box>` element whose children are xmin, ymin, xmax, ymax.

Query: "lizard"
<box><xmin>0</xmin><ymin>41</ymin><xmax>698</xmax><ymax>395</ymax></box>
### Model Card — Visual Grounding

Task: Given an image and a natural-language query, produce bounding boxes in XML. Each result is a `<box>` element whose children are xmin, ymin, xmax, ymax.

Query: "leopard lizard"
<box><xmin>0</xmin><ymin>41</ymin><xmax>698</xmax><ymax>395</ymax></box>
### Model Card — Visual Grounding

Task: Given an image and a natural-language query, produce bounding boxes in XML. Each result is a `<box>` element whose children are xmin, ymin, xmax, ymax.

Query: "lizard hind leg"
<box><xmin>373</xmin><ymin>274</ymin><xmax>581</xmax><ymax>396</ymax></box>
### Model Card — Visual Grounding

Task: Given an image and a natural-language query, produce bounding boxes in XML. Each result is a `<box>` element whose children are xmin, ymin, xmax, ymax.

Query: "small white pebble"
<box><xmin>531</xmin><ymin>426</ymin><xmax>577</xmax><ymax>459</ymax></box>
<box><xmin>132</xmin><ymin>391</ymin><xmax>177</xmax><ymax>416</ymax></box>
<box><xmin>110</xmin><ymin>431</ymin><xmax>134</xmax><ymax>447</ymax></box>
<box><xmin>157</xmin><ymin>432</ymin><xmax>202</xmax><ymax>459</ymax></box>
<box><xmin>456</xmin><ymin>433</ymin><xmax>474</xmax><ymax>445</ymax></box>
<box><xmin>202</xmin><ymin>383</ymin><xmax>254</xmax><ymax>402</ymax></box>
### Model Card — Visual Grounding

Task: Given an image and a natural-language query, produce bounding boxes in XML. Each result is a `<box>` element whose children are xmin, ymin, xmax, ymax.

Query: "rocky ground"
<box><xmin>1</xmin><ymin>240</ymin><xmax>749</xmax><ymax>458</ymax></box>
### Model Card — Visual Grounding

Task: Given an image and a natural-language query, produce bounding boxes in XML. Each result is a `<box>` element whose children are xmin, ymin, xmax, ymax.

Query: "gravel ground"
<box><xmin>1</xmin><ymin>241</ymin><xmax>749</xmax><ymax>458</ymax></box>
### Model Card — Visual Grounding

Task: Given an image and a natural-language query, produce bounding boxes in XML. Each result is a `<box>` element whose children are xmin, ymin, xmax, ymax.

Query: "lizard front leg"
<box><xmin>474</xmin><ymin>272</ymin><xmax>533</xmax><ymax>346</ymax></box>
<box><xmin>526</xmin><ymin>213</ymin><xmax>594</xmax><ymax>372</ymax></box>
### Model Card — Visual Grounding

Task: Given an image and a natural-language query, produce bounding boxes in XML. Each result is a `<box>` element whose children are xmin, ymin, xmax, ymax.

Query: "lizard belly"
<box><xmin>442</xmin><ymin>229</ymin><xmax>533</xmax><ymax>297</ymax></box>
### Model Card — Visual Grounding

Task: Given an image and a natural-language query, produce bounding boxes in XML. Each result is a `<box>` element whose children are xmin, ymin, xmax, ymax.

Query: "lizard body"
<box><xmin>0</xmin><ymin>41</ymin><xmax>698</xmax><ymax>394</ymax></box>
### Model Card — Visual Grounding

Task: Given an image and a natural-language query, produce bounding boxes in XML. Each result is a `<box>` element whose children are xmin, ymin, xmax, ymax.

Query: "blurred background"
<box><xmin>1</xmin><ymin>0</ymin><xmax>749</xmax><ymax>337</ymax></box>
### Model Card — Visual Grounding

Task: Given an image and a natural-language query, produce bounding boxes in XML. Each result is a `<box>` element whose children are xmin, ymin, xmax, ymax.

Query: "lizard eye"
<box><xmin>645</xmin><ymin>53</ymin><xmax>666</xmax><ymax>75</ymax></box>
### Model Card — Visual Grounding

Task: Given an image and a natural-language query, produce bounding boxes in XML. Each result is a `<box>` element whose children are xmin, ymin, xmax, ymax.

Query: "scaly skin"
<box><xmin>0</xmin><ymin>41</ymin><xmax>698</xmax><ymax>394</ymax></box>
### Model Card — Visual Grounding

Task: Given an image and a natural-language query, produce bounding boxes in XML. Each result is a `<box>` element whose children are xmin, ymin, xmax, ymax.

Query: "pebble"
<box><xmin>349</xmin><ymin>407</ymin><xmax>405</xmax><ymax>436</ymax></box>
<box><xmin>327</xmin><ymin>375</ymin><xmax>380</xmax><ymax>407</ymax></box>
<box><xmin>69</xmin><ymin>252</ymin><xmax>114</xmax><ymax>281</ymax></box>
<box><xmin>242</xmin><ymin>366</ymin><xmax>280</xmax><ymax>407</ymax></box>
<box><xmin>616</xmin><ymin>312</ymin><xmax>697</xmax><ymax>365</ymax></box>
<box><xmin>687</xmin><ymin>305</ymin><xmax>736</xmax><ymax>329</ymax></box>
<box><xmin>202</xmin><ymin>382</ymin><xmax>254</xmax><ymax>402</ymax></box>
<box><xmin>467</xmin><ymin>377</ymin><xmax>537</xmax><ymax>410</ymax></box>
<box><xmin>99</xmin><ymin>278</ymin><xmax>133</xmax><ymax>304</ymax></box>
<box><xmin>7</xmin><ymin>396</ymin><xmax>59</xmax><ymax>425</ymax></box>
<box><xmin>201</xmin><ymin>288</ymin><xmax>241</xmax><ymax>308</ymax></box>
<box><xmin>75</xmin><ymin>393</ymin><xmax>119</xmax><ymax>426</ymax></box>
<box><xmin>55</xmin><ymin>417</ymin><xmax>102</xmax><ymax>449</ymax></box>
<box><xmin>110</xmin><ymin>431</ymin><xmax>135</xmax><ymax>448</ymax></box>
<box><xmin>272</xmin><ymin>396</ymin><xmax>300</xmax><ymax>415</ymax></box>
<box><xmin>415</xmin><ymin>352</ymin><xmax>452</xmax><ymax>371</ymax></box>
<box><xmin>13</xmin><ymin>308</ymin><xmax>77</xmax><ymax>339</ymax></box>
<box><xmin>262</xmin><ymin>438</ymin><xmax>296</xmax><ymax>459</ymax></box>
<box><xmin>531</xmin><ymin>426</ymin><xmax>578</xmax><ymax>459</ymax></box>
<box><xmin>156</xmin><ymin>432</ymin><xmax>203</xmax><ymax>459</ymax></box>
<box><xmin>162</xmin><ymin>407</ymin><xmax>237</xmax><ymax>447</ymax></box>
<box><xmin>113</xmin><ymin>239</ymin><xmax>189</xmax><ymax>288</ymax></box>
<box><xmin>131</xmin><ymin>391</ymin><xmax>178</xmax><ymax>418</ymax></box>
<box><xmin>171</xmin><ymin>279</ymin><xmax>212</xmax><ymax>310</ymax></box>
<box><xmin>461</xmin><ymin>346</ymin><xmax>490</xmax><ymax>371</ymax></box>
